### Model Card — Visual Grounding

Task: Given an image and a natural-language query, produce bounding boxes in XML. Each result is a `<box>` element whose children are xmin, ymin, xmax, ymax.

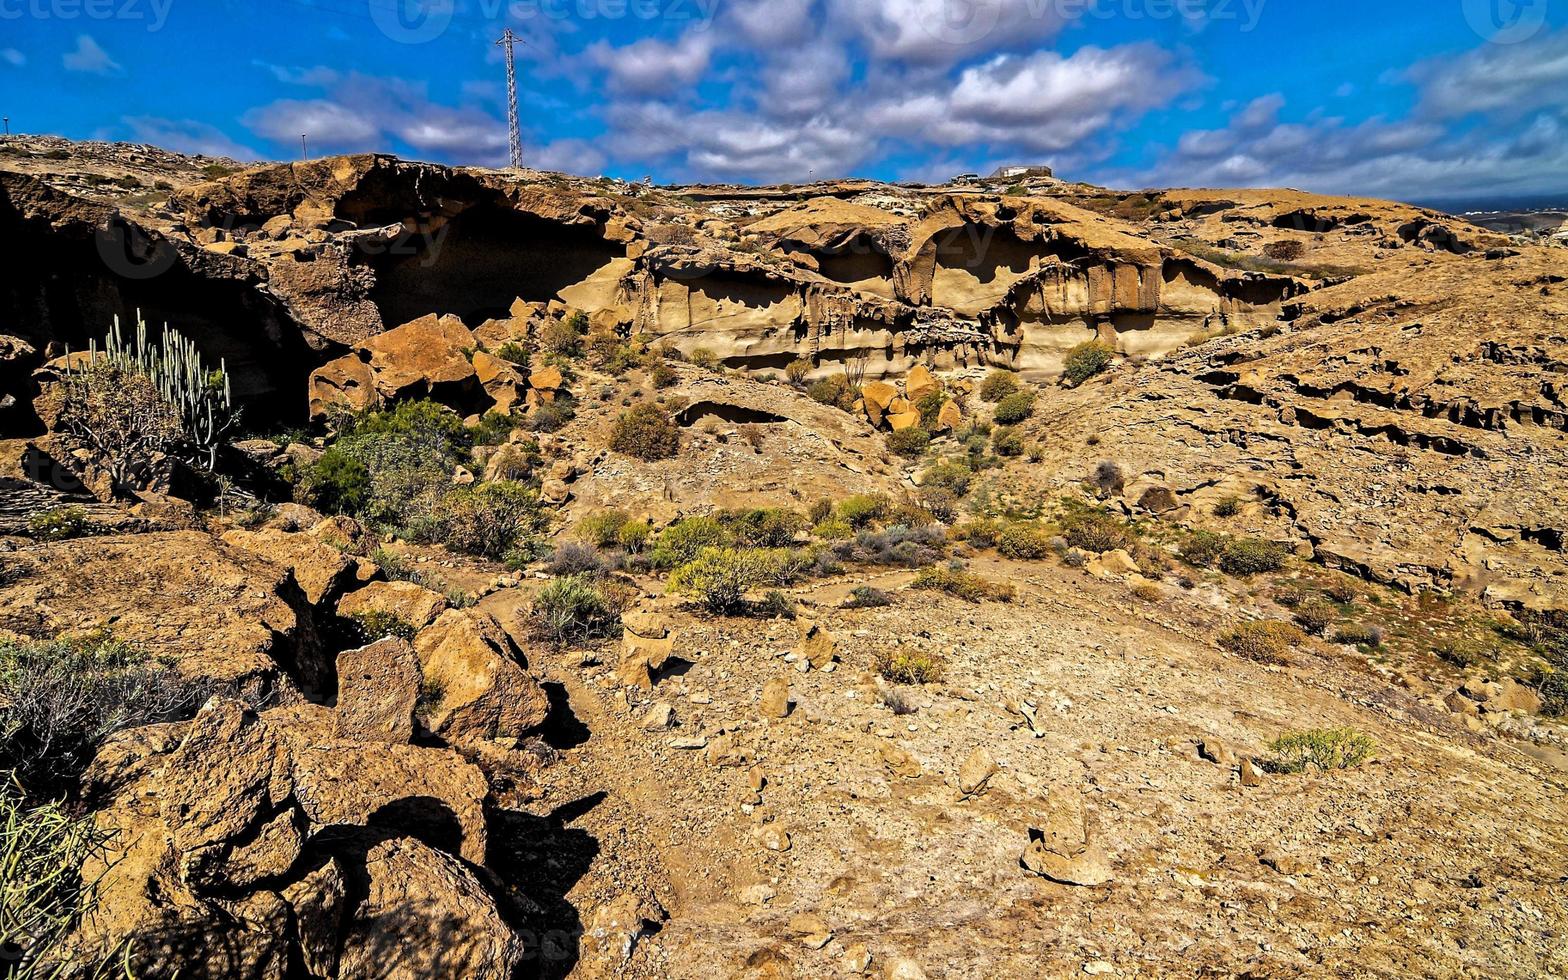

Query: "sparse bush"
<box><xmin>549</xmin><ymin>541</ymin><xmax>612</xmax><ymax>578</ymax></box>
<box><xmin>757</xmin><ymin>590</ymin><xmax>797</xmax><ymax>620</ymax></box>
<box><xmin>0</xmin><ymin>782</ymin><xmax>113</xmax><ymax>977</ymax></box>
<box><xmin>300</xmin><ymin>400</ymin><xmax>470</xmax><ymax>528</ymax></box>
<box><xmin>912</xmin><ymin>567</ymin><xmax>1016</xmax><ymax>603</ymax></box>
<box><xmin>351</xmin><ymin>611</ymin><xmax>417</xmax><ymax>642</ymax></box>
<box><xmin>954</xmin><ymin>518</ymin><xmax>1003</xmax><ymax>549</ymax></box>
<box><xmin>1536</xmin><ymin>669</ymin><xmax>1567</xmax><ymax>717</ymax></box>
<box><xmin>887</xmin><ymin>427</ymin><xmax>931</xmax><ymax>458</ymax></box>
<box><xmin>1091</xmin><ymin>460</ymin><xmax>1125</xmax><ymax>497</ymax></box>
<box><xmin>1062</xmin><ymin>340</ymin><xmax>1115</xmax><ymax>385</ymax></box>
<box><xmin>577</xmin><ymin>511</ymin><xmax>631</xmax><ymax>548</ymax></box>
<box><xmin>836</xmin><ymin>525</ymin><xmax>946</xmax><ymax>568</ymax></box>
<box><xmin>1294</xmin><ymin>599</ymin><xmax>1338</xmax><ymax>636</ymax></box>
<box><xmin>1180</xmin><ymin>531</ymin><xmax>1228</xmax><ymax>568</ymax></box>
<box><xmin>1274</xmin><ymin>586</ymin><xmax>1306</xmax><ymax>609</ymax></box>
<box><xmin>1131</xmin><ymin>582</ymin><xmax>1163</xmax><ymax>602</ymax></box>
<box><xmin>992</xmin><ymin>391</ymin><xmax>1036</xmax><ymax>425</ymax></box>
<box><xmin>687</xmin><ymin>347</ymin><xmax>719</xmax><ymax>370</ymax></box>
<box><xmin>539</xmin><ymin>318</ymin><xmax>583</xmax><ymax>357</ymax></box>
<box><xmin>532</xmin><ymin>575</ymin><xmax>622</xmax><ymax>647</ymax></box>
<box><xmin>1213</xmin><ymin>496</ymin><xmax>1243</xmax><ymax>518</ymax></box>
<box><xmin>808</xmin><ymin>498</ymin><xmax>833</xmax><ymax>524</ymax></box>
<box><xmin>1265</xmin><ymin>728</ymin><xmax>1374</xmax><ymax>774</ymax></box>
<box><xmin>1219</xmin><ymin>621</ymin><xmax>1304</xmax><ymax>664</ymax></box>
<box><xmin>26</xmin><ymin>506</ymin><xmax>92</xmax><ymax>543</ymax></box>
<box><xmin>1220</xmin><ymin>538</ymin><xmax>1288</xmax><ymax>576</ymax></box>
<box><xmin>844</xmin><ymin>586</ymin><xmax>892</xmax><ymax>609</ymax></box>
<box><xmin>1263</xmin><ymin>240</ymin><xmax>1307</xmax><ymax>262</ymax></box>
<box><xmin>1333</xmin><ymin>623</ymin><xmax>1384</xmax><ymax>647</ymax></box>
<box><xmin>812</xmin><ymin>517</ymin><xmax>854</xmax><ymax>540</ymax></box>
<box><xmin>978</xmin><ymin>370</ymin><xmax>1020</xmax><ymax>402</ymax></box>
<box><xmin>997</xmin><ymin>524</ymin><xmax>1053</xmax><ymax>560</ymax></box>
<box><xmin>609</xmin><ymin>404</ymin><xmax>681</xmax><ymax>461</ymax></box>
<box><xmin>0</xmin><ymin>632</ymin><xmax>208</xmax><ymax>796</ymax></box>
<box><xmin>1324</xmin><ymin>579</ymin><xmax>1361</xmax><ymax>604</ymax></box>
<box><xmin>649</xmin><ymin>516</ymin><xmax>732</xmax><ymax>569</ymax></box>
<box><xmin>1061</xmin><ymin>508</ymin><xmax>1134</xmax><ymax>553</ymax></box>
<box><xmin>785</xmin><ymin>359</ymin><xmax>813</xmax><ymax>385</ymax></box>
<box><xmin>918</xmin><ymin>487</ymin><xmax>960</xmax><ymax>523</ymax></box>
<box><xmin>527</xmin><ymin>400</ymin><xmax>574</xmax><ymax>433</ymax></box>
<box><xmin>874</xmin><ymin>649</ymin><xmax>944</xmax><ymax>685</ymax></box>
<box><xmin>992</xmin><ymin>426</ymin><xmax>1024</xmax><ymax>457</ymax></box>
<box><xmin>915</xmin><ymin>392</ymin><xmax>947</xmax><ymax>430</ymax></box>
<box><xmin>468</xmin><ymin>410</ymin><xmax>516</xmax><ymax>447</ymax></box>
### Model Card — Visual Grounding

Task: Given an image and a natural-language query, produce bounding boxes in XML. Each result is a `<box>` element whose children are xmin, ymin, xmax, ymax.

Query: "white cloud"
<box><xmin>253</xmin><ymin>61</ymin><xmax>340</xmax><ymax>87</ymax></box>
<box><xmin>1</xmin><ymin>49</ymin><xmax>25</xmax><ymax>68</ymax></box>
<box><xmin>829</xmin><ymin>0</ymin><xmax>1067</xmax><ymax>66</ymax></box>
<box><xmin>242</xmin><ymin>99</ymin><xmax>380</xmax><ymax>148</ymax></box>
<box><xmin>1412</xmin><ymin>28</ymin><xmax>1568</xmax><ymax>119</ymax></box>
<box><xmin>124</xmin><ymin>117</ymin><xmax>258</xmax><ymax>160</ymax></box>
<box><xmin>586</xmin><ymin>30</ymin><xmax>716</xmax><ymax>94</ymax></box>
<box><xmin>62</xmin><ymin>35</ymin><xmax>119</xmax><ymax>75</ymax></box>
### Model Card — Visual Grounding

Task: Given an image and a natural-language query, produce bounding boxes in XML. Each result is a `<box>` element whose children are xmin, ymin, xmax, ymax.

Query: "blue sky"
<box><xmin>2</xmin><ymin>0</ymin><xmax>1566</xmax><ymax>200</ymax></box>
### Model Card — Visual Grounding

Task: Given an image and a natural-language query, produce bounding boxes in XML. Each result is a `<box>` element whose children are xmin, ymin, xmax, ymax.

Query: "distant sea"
<box><xmin>1413</xmin><ymin>193</ymin><xmax>1568</xmax><ymax>215</ymax></box>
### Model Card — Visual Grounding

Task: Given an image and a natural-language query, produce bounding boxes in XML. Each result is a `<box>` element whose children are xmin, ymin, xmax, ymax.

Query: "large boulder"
<box><xmin>472</xmin><ymin>350</ymin><xmax>526</xmax><ymax>416</ymax></box>
<box><xmin>334</xmin><ymin>637</ymin><xmax>422</xmax><ymax>743</ymax></box>
<box><xmin>308</xmin><ymin>353</ymin><xmax>376</xmax><ymax>421</ymax></box>
<box><xmin>337</xmin><ymin>838</ymin><xmax>527</xmax><ymax>980</ymax></box>
<box><xmin>412</xmin><ymin>609</ymin><xmax>550</xmax><ymax>746</ymax></box>
<box><xmin>336</xmin><ymin>580</ymin><xmax>449</xmax><ymax>630</ymax></box>
<box><xmin>220</xmin><ymin>527</ymin><xmax>375</xmax><ymax>608</ymax></box>
<box><xmin>363</xmin><ymin>314</ymin><xmax>478</xmax><ymax>402</ymax></box>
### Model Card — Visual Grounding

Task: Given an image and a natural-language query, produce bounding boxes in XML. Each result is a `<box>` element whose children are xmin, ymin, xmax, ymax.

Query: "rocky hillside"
<box><xmin>0</xmin><ymin>136</ymin><xmax>1565</xmax><ymax>979</ymax></box>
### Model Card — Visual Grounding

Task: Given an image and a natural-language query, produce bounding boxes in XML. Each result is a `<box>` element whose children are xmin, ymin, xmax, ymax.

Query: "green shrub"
<box><xmin>1179</xmin><ymin>530</ymin><xmax>1228</xmax><ymax>568</ymax></box>
<box><xmin>806</xmin><ymin>374</ymin><xmax>858</xmax><ymax>412</ymax></box>
<box><xmin>1293</xmin><ymin>599</ymin><xmax>1338</xmax><ymax>636</ymax></box>
<box><xmin>415</xmin><ymin>481</ymin><xmax>544</xmax><ymax>559</ymax></box>
<box><xmin>1537</xmin><ymin>669</ymin><xmax>1567</xmax><ymax>717</ymax></box>
<box><xmin>1</xmin><ymin>781</ymin><xmax>114</xmax><ymax>976</ymax></box>
<box><xmin>26</xmin><ymin>507</ymin><xmax>92</xmax><ymax>543</ymax></box>
<box><xmin>813</xmin><ymin>517</ymin><xmax>854</xmax><ymax>540</ymax></box>
<box><xmin>577</xmin><ymin>511</ymin><xmax>631</xmax><ymax>548</ymax></box>
<box><xmin>844</xmin><ymin>586</ymin><xmax>893</xmax><ymax>609</ymax></box>
<box><xmin>978</xmin><ymin>370</ymin><xmax>1020</xmax><ymax>402</ymax></box>
<box><xmin>1220</xmin><ymin>538</ymin><xmax>1288</xmax><ymax>576</ymax></box>
<box><xmin>0</xmin><ymin>632</ymin><xmax>207</xmax><ymax>796</ymax></box>
<box><xmin>351</xmin><ymin>611</ymin><xmax>417</xmax><ymax>642</ymax></box>
<box><xmin>1060</xmin><ymin>508</ymin><xmax>1134</xmax><ymax>553</ymax></box>
<box><xmin>688</xmin><ymin>347</ymin><xmax>719</xmax><ymax>370</ymax></box>
<box><xmin>954</xmin><ymin>518</ymin><xmax>1003</xmax><ymax>549</ymax></box>
<box><xmin>609</xmin><ymin>404</ymin><xmax>681</xmax><ymax>461</ymax></box>
<box><xmin>1265</xmin><ymin>728</ymin><xmax>1374</xmax><ymax>774</ymax></box>
<box><xmin>720</xmin><ymin>508</ymin><xmax>807</xmax><ymax>548</ymax></box>
<box><xmin>920</xmin><ymin>460</ymin><xmax>973</xmax><ymax>496</ymax></box>
<box><xmin>915</xmin><ymin>392</ymin><xmax>947</xmax><ymax>430</ymax></box>
<box><xmin>874</xmin><ymin>649</ymin><xmax>944</xmax><ymax>685</ymax></box>
<box><xmin>837</xmin><ymin>494</ymin><xmax>889</xmax><ymax>529</ymax></box>
<box><xmin>494</xmin><ymin>341</ymin><xmax>529</xmax><ymax>364</ymax></box>
<box><xmin>539</xmin><ymin>318</ymin><xmax>583</xmax><ymax>357</ymax></box>
<box><xmin>992</xmin><ymin>391</ymin><xmax>1036</xmax><ymax>425</ymax></box>
<box><xmin>299</xmin><ymin>400</ymin><xmax>471</xmax><ymax>528</ymax></box>
<box><xmin>532</xmin><ymin>575</ymin><xmax>622</xmax><ymax>647</ymax></box>
<box><xmin>1213</xmin><ymin>496</ymin><xmax>1243</xmax><ymax>518</ymax></box>
<box><xmin>649</xmin><ymin>516</ymin><xmax>732</xmax><ymax>568</ymax></box>
<box><xmin>997</xmin><ymin>524</ymin><xmax>1054</xmax><ymax>560</ymax></box>
<box><xmin>992</xmin><ymin>426</ymin><xmax>1024</xmax><ymax>457</ymax></box>
<box><xmin>887</xmin><ymin>427</ymin><xmax>931</xmax><ymax>458</ymax></box>
<box><xmin>616</xmin><ymin>520</ymin><xmax>652</xmax><ymax>553</ymax></box>
<box><xmin>668</xmin><ymin>547</ymin><xmax>770</xmax><ymax>613</ymax></box>
<box><xmin>757</xmin><ymin>590</ymin><xmax>797</xmax><ymax>620</ymax></box>
<box><xmin>1062</xmin><ymin>340</ymin><xmax>1115</xmax><ymax>385</ymax></box>
<box><xmin>1219</xmin><ymin>621</ymin><xmax>1304</xmax><ymax>664</ymax></box>
<box><xmin>468</xmin><ymin>411</ymin><xmax>516</xmax><ymax>447</ymax></box>
<box><xmin>650</xmin><ymin>362</ymin><xmax>679</xmax><ymax>389</ymax></box>
<box><xmin>911</xmin><ymin>567</ymin><xmax>1016</xmax><ymax>603</ymax></box>
<box><xmin>1333</xmin><ymin>623</ymin><xmax>1384</xmax><ymax>647</ymax></box>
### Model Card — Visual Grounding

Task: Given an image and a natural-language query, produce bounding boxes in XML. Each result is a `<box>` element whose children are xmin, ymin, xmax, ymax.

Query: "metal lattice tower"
<box><xmin>496</xmin><ymin>29</ymin><xmax>523</xmax><ymax>171</ymax></box>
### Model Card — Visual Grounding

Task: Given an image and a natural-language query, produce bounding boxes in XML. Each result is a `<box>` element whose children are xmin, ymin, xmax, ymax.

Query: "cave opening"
<box><xmin>364</xmin><ymin>205</ymin><xmax>625</xmax><ymax>329</ymax></box>
<box><xmin>0</xmin><ymin>210</ymin><xmax>315</xmax><ymax>434</ymax></box>
<box><xmin>814</xmin><ymin>233</ymin><xmax>895</xmax><ymax>295</ymax></box>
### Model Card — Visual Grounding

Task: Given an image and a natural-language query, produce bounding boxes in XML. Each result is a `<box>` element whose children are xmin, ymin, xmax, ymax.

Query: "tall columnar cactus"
<box><xmin>64</xmin><ymin>312</ymin><xmax>238</xmax><ymax>472</ymax></box>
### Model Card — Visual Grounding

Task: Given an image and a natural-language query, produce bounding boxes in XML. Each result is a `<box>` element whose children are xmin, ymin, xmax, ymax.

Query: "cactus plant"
<box><xmin>64</xmin><ymin>312</ymin><xmax>238</xmax><ymax>472</ymax></box>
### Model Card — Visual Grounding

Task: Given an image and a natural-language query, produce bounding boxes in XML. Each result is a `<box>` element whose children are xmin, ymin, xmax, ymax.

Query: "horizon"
<box><xmin>2</xmin><ymin>1</ymin><xmax>1567</xmax><ymax>202</ymax></box>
